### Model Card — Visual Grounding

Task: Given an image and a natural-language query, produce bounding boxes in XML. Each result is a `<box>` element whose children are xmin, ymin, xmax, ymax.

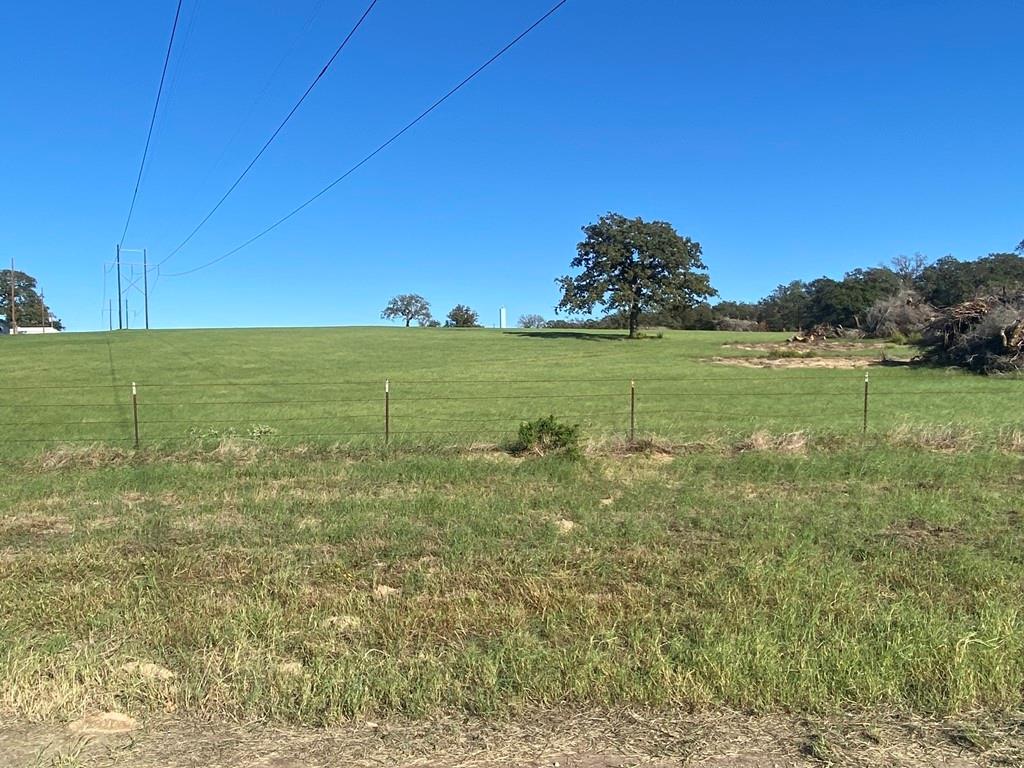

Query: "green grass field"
<box><xmin>4</xmin><ymin>443</ymin><xmax>1024</xmax><ymax>724</ymax></box>
<box><xmin>1</xmin><ymin>326</ymin><xmax>1021</xmax><ymax>456</ymax></box>
<box><xmin>1</xmin><ymin>327</ymin><xmax>1023</xmax><ymax>733</ymax></box>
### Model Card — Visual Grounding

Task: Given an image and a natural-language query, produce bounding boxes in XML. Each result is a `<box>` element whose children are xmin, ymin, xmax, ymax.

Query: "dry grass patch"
<box><xmin>0</xmin><ymin>513</ymin><xmax>74</xmax><ymax>537</ymax></box>
<box><xmin>120</xmin><ymin>662</ymin><xmax>176</xmax><ymax>682</ymax></box>
<box><xmin>591</xmin><ymin>433</ymin><xmax>677</xmax><ymax>457</ymax></box>
<box><xmin>35</xmin><ymin>444</ymin><xmax>136</xmax><ymax>471</ymax></box>
<box><xmin>882</xmin><ymin>518</ymin><xmax>965</xmax><ymax>550</ymax></box>
<box><xmin>887</xmin><ymin>424</ymin><xmax>979</xmax><ymax>452</ymax></box>
<box><xmin>998</xmin><ymin>428</ymin><xmax>1024</xmax><ymax>453</ymax></box>
<box><xmin>734</xmin><ymin>430</ymin><xmax>809</xmax><ymax>454</ymax></box>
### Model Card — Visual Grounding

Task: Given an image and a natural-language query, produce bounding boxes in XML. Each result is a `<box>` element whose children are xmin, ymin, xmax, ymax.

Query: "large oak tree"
<box><xmin>555</xmin><ymin>213</ymin><xmax>715</xmax><ymax>338</ymax></box>
<box><xmin>1</xmin><ymin>269</ymin><xmax>63</xmax><ymax>330</ymax></box>
<box><xmin>381</xmin><ymin>294</ymin><xmax>433</xmax><ymax>327</ymax></box>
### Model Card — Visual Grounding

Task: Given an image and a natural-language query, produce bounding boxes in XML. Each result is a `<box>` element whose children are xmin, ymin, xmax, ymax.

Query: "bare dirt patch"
<box><xmin>3</xmin><ymin>711</ymin><xmax>1019</xmax><ymax>767</ymax></box>
<box><xmin>883</xmin><ymin>518</ymin><xmax>965</xmax><ymax>549</ymax></box>
<box><xmin>66</xmin><ymin>711</ymin><xmax>140</xmax><ymax>736</ymax></box>
<box><xmin>712</xmin><ymin>354</ymin><xmax>872</xmax><ymax>369</ymax></box>
<box><xmin>725</xmin><ymin>341</ymin><xmax>890</xmax><ymax>353</ymax></box>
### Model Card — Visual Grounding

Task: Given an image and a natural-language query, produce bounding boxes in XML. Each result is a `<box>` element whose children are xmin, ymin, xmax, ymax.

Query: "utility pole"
<box><xmin>116</xmin><ymin>244</ymin><xmax>123</xmax><ymax>330</ymax></box>
<box><xmin>7</xmin><ymin>258</ymin><xmax>15</xmax><ymax>333</ymax></box>
<box><xmin>40</xmin><ymin>290</ymin><xmax>47</xmax><ymax>333</ymax></box>
<box><xmin>108</xmin><ymin>299</ymin><xmax>113</xmax><ymax>331</ymax></box>
<box><xmin>110</xmin><ymin>247</ymin><xmax>151</xmax><ymax>331</ymax></box>
<box><xmin>142</xmin><ymin>248</ymin><xmax>150</xmax><ymax>330</ymax></box>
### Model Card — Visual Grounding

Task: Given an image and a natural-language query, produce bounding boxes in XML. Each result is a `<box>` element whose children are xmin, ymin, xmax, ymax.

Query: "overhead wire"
<box><xmin>156</xmin><ymin>0</ymin><xmax>380</xmax><ymax>268</ymax></box>
<box><xmin>118</xmin><ymin>0</ymin><xmax>185</xmax><ymax>246</ymax></box>
<box><xmin>195</xmin><ymin>0</ymin><xmax>329</xmax><ymax>192</ymax></box>
<box><xmin>162</xmin><ymin>0</ymin><xmax>570</xmax><ymax>278</ymax></box>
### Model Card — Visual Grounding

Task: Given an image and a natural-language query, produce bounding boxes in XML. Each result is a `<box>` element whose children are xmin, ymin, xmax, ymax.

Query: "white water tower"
<box><xmin>499</xmin><ymin>306</ymin><xmax>507</xmax><ymax>329</ymax></box>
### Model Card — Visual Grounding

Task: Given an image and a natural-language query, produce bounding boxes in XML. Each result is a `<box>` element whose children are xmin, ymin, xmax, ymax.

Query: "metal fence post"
<box><xmin>384</xmin><ymin>378</ymin><xmax>390</xmax><ymax>445</ymax></box>
<box><xmin>630</xmin><ymin>380</ymin><xmax>636</xmax><ymax>442</ymax></box>
<box><xmin>862</xmin><ymin>371</ymin><xmax>869</xmax><ymax>436</ymax></box>
<box><xmin>132</xmin><ymin>382</ymin><xmax>140</xmax><ymax>449</ymax></box>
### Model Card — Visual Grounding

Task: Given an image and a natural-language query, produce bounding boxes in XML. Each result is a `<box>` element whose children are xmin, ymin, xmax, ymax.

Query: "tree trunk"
<box><xmin>405</xmin><ymin>317</ymin><xmax>411</xmax><ymax>327</ymax></box>
<box><xmin>628</xmin><ymin>306</ymin><xmax>640</xmax><ymax>338</ymax></box>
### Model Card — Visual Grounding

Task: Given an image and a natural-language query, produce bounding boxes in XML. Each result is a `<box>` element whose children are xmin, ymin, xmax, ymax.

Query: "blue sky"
<box><xmin>2</xmin><ymin>1</ymin><xmax>1021</xmax><ymax>331</ymax></box>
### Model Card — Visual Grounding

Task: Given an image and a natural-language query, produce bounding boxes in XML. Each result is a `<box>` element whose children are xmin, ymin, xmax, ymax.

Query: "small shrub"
<box><xmin>512</xmin><ymin>416</ymin><xmax>581</xmax><ymax>458</ymax></box>
<box><xmin>187</xmin><ymin>426</ymin><xmax>237</xmax><ymax>442</ymax></box>
<box><xmin>767</xmin><ymin>347</ymin><xmax>812</xmax><ymax>359</ymax></box>
<box><xmin>247</xmin><ymin>424</ymin><xmax>278</xmax><ymax>440</ymax></box>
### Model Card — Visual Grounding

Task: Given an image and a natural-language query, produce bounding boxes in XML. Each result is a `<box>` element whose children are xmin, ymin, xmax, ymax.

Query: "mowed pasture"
<box><xmin>1</xmin><ymin>327</ymin><xmax>1023</xmax><ymax>731</ymax></box>
<box><xmin>0</xmin><ymin>326</ymin><xmax>1022</xmax><ymax>454</ymax></box>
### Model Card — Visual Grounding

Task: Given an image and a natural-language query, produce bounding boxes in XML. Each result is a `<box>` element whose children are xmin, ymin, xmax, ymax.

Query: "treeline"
<box><xmin>549</xmin><ymin>251</ymin><xmax>1024</xmax><ymax>333</ymax></box>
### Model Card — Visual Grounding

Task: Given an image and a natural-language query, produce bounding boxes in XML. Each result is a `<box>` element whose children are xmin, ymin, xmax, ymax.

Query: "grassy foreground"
<box><xmin>2</xmin><ymin>441</ymin><xmax>1022</xmax><ymax>723</ymax></box>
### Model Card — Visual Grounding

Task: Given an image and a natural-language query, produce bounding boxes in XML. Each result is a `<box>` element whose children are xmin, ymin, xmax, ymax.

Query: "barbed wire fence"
<box><xmin>1</xmin><ymin>369</ymin><xmax>1017</xmax><ymax>452</ymax></box>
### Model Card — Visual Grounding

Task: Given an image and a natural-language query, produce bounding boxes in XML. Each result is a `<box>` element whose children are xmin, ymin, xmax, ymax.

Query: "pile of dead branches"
<box><xmin>923</xmin><ymin>296</ymin><xmax>1024</xmax><ymax>373</ymax></box>
<box><xmin>788</xmin><ymin>324</ymin><xmax>863</xmax><ymax>343</ymax></box>
<box><xmin>864</xmin><ymin>290</ymin><xmax>937</xmax><ymax>339</ymax></box>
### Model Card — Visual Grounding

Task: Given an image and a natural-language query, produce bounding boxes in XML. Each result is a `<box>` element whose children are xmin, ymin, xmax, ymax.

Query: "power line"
<box><xmin>156</xmin><ymin>0</ymin><xmax>379</xmax><ymax>268</ymax></box>
<box><xmin>119</xmin><ymin>0</ymin><xmax>185</xmax><ymax>246</ymax></box>
<box><xmin>162</xmin><ymin>0</ymin><xmax>569</xmax><ymax>278</ymax></box>
<box><xmin>195</xmin><ymin>0</ymin><xmax>328</xmax><ymax>193</ymax></box>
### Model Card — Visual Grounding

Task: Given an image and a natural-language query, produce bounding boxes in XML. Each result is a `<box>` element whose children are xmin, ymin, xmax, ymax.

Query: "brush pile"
<box><xmin>863</xmin><ymin>290</ymin><xmax>937</xmax><ymax>339</ymax></box>
<box><xmin>787</xmin><ymin>324</ymin><xmax>864</xmax><ymax>343</ymax></box>
<box><xmin>923</xmin><ymin>295</ymin><xmax>1024</xmax><ymax>373</ymax></box>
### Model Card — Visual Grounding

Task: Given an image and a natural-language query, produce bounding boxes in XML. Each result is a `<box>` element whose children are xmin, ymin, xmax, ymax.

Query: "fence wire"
<box><xmin>0</xmin><ymin>371</ymin><xmax>1018</xmax><ymax>449</ymax></box>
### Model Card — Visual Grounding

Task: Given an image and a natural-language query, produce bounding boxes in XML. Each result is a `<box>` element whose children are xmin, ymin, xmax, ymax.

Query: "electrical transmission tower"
<box><xmin>107</xmin><ymin>245</ymin><xmax>156</xmax><ymax>329</ymax></box>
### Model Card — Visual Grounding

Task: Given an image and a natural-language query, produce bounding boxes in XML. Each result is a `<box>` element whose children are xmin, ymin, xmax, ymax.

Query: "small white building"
<box><xmin>15</xmin><ymin>326</ymin><xmax>60</xmax><ymax>334</ymax></box>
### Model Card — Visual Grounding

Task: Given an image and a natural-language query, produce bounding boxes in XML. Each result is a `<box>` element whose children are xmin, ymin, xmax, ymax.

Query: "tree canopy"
<box><xmin>445</xmin><ymin>305</ymin><xmax>480</xmax><ymax>327</ymax></box>
<box><xmin>917</xmin><ymin>253</ymin><xmax>1024</xmax><ymax>305</ymax></box>
<box><xmin>517</xmin><ymin>314</ymin><xmax>546</xmax><ymax>329</ymax></box>
<box><xmin>0</xmin><ymin>269</ymin><xmax>63</xmax><ymax>330</ymax></box>
<box><xmin>556</xmin><ymin>213</ymin><xmax>715</xmax><ymax>338</ymax></box>
<box><xmin>380</xmin><ymin>294</ymin><xmax>433</xmax><ymax>327</ymax></box>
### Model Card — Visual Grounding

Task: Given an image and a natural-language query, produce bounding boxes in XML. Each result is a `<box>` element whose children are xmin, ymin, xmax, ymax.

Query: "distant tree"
<box><xmin>891</xmin><ymin>253</ymin><xmax>929</xmax><ymax>285</ymax></box>
<box><xmin>645</xmin><ymin>300</ymin><xmax>715</xmax><ymax>330</ymax></box>
<box><xmin>445</xmin><ymin>304</ymin><xmax>480</xmax><ymax>327</ymax></box>
<box><xmin>711</xmin><ymin>300</ymin><xmax>760</xmax><ymax>322</ymax></box>
<box><xmin>517</xmin><ymin>313</ymin><xmax>546</xmax><ymax>329</ymax></box>
<box><xmin>806</xmin><ymin>267</ymin><xmax>902</xmax><ymax>328</ymax></box>
<box><xmin>0</xmin><ymin>269</ymin><xmax>63</xmax><ymax>330</ymax></box>
<box><xmin>555</xmin><ymin>213</ymin><xmax>715</xmax><ymax>338</ymax></box>
<box><xmin>916</xmin><ymin>253</ymin><xmax>1024</xmax><ymax>306</ymax></box>
<box><xmin>381</xmin><ymin>294</ymin><xmax>432</xmax><ymax>327</ymax></box>
<box><xmin>916</xmin><ymin>256</ymin><xmax>975</xmax><ymax>307</ymax></box>
<box><xmin>975</xmin><ymin>252</ymin><xmax>1024</xmax><ymax>299</ymax></box>
<box><xmin>758</xmin><ymin>281</ymin><xmax>810</xmax><ymax>331</ymax></box>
